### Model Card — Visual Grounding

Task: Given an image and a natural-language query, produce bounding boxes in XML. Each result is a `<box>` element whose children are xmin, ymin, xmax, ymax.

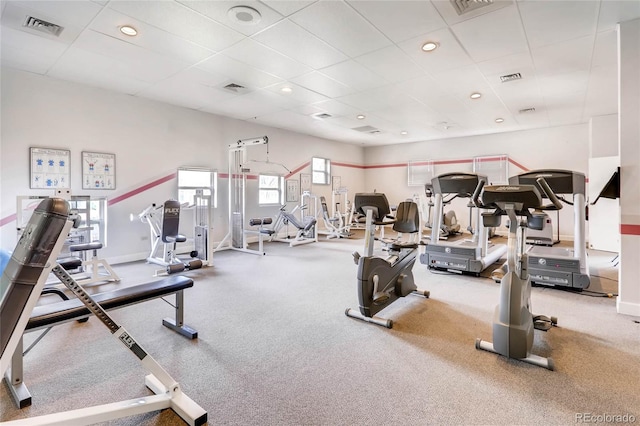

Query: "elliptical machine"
<box><xmin>345</xmin><ymin>193</ymin><xmax>429</xmax><ymax>328</ymax></box>
<box><xmin>472</xmin><ymin>178</ymin><xmax>562</xmax><ymax>370</ymax></box>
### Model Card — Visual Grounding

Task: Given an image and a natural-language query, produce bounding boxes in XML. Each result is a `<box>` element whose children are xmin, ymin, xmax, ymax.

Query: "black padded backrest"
<box><xmin>481</xmin><ymin>184</ymin><xmax>543</xmax><ymax>212</ymax></box>
<box><xmin>432</xmin><ymin>172</ymin><xmax>487</xmax><ymax>196</ymax></box>
<box><xmin>509</xmin><ymin>169</ymin><xmax>586</xmax><ymax>196</ymax></box>
<box><xmin>393</xmin><ymin>201</ymin><xmax>420</xmax><ymax>234</ymax></box>
<box><xmin>161</xmin><ymin>200</ymin><xmax>181</xmax><ymax>243</ymax></box>
<box><xmin>354</xmin><ymin>193</ymin><xmax>391</xmax><ymax>221</ymax></box>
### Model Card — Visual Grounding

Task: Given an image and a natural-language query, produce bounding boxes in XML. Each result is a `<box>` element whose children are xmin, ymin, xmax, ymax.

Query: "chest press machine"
<box><xmin>1</xmin><ymin>198</ymin><xmax>207</xmax><ymax>425</ymax></box>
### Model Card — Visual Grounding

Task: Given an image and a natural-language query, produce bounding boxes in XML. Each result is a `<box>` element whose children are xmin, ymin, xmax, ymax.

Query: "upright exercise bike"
<box><xmin>472</xmin><ymin>178</ymin><xmax>562</xmax><ymax>370</ymax></box>
<box><xmin>345</xmin><ymin>193</ymin><xmax>429</xmax><ymax>328</ymax></box>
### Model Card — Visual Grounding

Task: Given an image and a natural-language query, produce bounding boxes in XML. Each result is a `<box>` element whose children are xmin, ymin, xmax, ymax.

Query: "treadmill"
<box><xmin>420</xmin><ymin>172</ymin><xmax>507</xmax><ymax>275</ymax></box>
<box><xmin>509</xmin><ymin>169</ymin><xmax>590</xmax><ymax>289</ymax></box>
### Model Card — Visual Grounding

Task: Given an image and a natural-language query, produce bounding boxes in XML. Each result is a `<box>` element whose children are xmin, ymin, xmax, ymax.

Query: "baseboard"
<box><xmin>616</xmin><ymin>299</ymin><xmax>640</xmax><ymax>317</ymax></box>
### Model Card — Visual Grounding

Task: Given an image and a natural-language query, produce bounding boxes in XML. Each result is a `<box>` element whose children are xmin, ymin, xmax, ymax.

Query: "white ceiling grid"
<box><xmin>1</xmin><ymin>0</ymin><xmax>639</xmax><ymax>146</ymax></box>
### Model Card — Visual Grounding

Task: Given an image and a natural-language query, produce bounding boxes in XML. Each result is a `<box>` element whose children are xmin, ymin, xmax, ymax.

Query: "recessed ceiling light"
<box><xmin>401</xmin><ymin>131</ymin><xmax>408</xmax><ymax>135</ymax></box>
<box><xmin>228</xmin><ymin>6</ymin><xmax>262</xmax><ymax>25</ymax></box>
<box><xmin>495</xmin><ymin>118</ymin><xmax>504</xmax><ymax>123</ymax></box>
<box><xmin>281</xmin><ymin>86</ymin><xmax>292</xmax><ymax>93</ymax></box>
<box><xmin>119</xmin><ymin>25</ymin><xmax>137</xmax><ymax>36</ymax></box>
<box><xmin>356</xmin><ymin>114</ymin><xmax>366</xmax><ymax>120</ymax></box>
<box><xmin>470</xmin><ymin>92</ymin><xmax>482</xmax><ymax>99</ymax></box>
<box><xmin>421</xmin><ymin>41</ymin><xmax>438</xmax><ymax>52</ymax></box>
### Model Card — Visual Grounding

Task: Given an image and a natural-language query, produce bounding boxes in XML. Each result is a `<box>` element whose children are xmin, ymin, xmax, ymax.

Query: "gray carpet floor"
<box><xmin>2</xmin><ymin>232</ymin><xmax>638</xmax><ymax>425</ymax></box>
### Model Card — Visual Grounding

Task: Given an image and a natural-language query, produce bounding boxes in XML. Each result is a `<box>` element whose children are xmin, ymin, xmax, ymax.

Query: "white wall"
<box><xmin>362</xmin><ymin>124</ymin><xmax>590</xmax><ymax>240</ymax></box>
<box><xmin>0</xmin><ymin>68</ymin><xmax>365</xmax><ymax>262</ymax></box>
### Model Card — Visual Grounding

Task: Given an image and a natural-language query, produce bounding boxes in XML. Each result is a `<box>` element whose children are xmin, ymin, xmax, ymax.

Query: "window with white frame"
<box><xmin>259</xmin><ymin>174</ymin><xmax>284</xmax><ymax>205</ymax></box>
<box><xmin>312</xmin><ymin>157</ymin><xmax>331</xmax><ymax>185</ymax></box>
<box><xmin>177</xmin><ymin>168</ymin><xmax>217</xmax><ymax>207</ymax></box>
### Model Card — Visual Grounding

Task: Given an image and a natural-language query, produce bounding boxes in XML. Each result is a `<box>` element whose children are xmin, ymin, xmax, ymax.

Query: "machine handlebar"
<box><xmin>536</xmin><ymin>177</ymin><xmax>563</xmax><ymax>210</ymax></box>
<box><xmin>471</xmin><ymin>180</ymin><xmax>485</xmax><ymax>209</ymax></box>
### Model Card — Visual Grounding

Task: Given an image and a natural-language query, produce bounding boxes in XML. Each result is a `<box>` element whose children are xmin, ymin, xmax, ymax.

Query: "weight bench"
<box><xmin>68</xmin><ymin>241</ymin><xmax>120</xmax><ymax>284</ymax></box>
<box><xmin>5</xmin><ymin>275</ymin><xmax>197</xmax><ymax>409</ymax></box>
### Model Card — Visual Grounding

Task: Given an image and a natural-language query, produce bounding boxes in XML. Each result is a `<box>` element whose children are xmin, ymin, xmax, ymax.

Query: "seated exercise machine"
<box><xmin>318</xmin><ymin>195</ymin><xmax>352</xmax><ymax>239</ymax></box>
<box><xmin>509</xmin><ymin>169</ymin><xmax>590</xmax><ymax>289</ymax></box>
<box><xmin>137</xmin><ymin>199</ymin><xmax>203</xmax><ymax>274</ymax></box>
<box><xmin>345</xmin><ymin>193</ymin><xmax>429</xmax><ymax>328</ymax></box>
<box><xmin>473</xmin><ymin>178</ymin><xmax>561</xmax><ymax>370</ymax></box>
<box><xmin>421</xmin><ymin>172</ymin><xmax>507</xmax><ymax>275</ymax></box>
<box><xmin>422</xmin><ymin>183</ymin><xmax>460</xmax><ymax>240</ymax></box>
<box><xmin>270</xmin><ymin>200</ymin><xmax>318</xmax><ymax>247</ymax></box>
<box><xmin>0</xmin><ymin>198</ymin><xmax>207</xmax><ymax>425</ymax></box>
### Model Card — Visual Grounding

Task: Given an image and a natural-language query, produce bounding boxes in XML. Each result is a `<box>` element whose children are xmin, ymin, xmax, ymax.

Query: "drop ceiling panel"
<box><xmin>451</xmin><ymin>4</ymin><xmax>528</xmax><ymax>62</ymax></box>
<box><xmin>431</xmin><ymin>64</ymin><xmax>495</xmax><ymax>103</ymax></box>
<box><xmin>531</xmin><ymin>35</ymin><xmax>594</xmax><ymax>76</ymax></box>
<box><xmin>519</xmin><ymin>0</ymin><xmax>599</xmax><ymax>48</ymax></box>
<box><xmin>319</xmin><ymin>60</ymin><xmax>389</xmax><ymax>92</ymax></box>
<box><xmin>289</xmin><ymin>0</ymin><xmax>391</xmax><ymax>57</ymax></box>
<box><xmin>346</xmin><ymin>0</ymin><xmax>446</xmax><ymax>43</ymax></box>
<box><xmin>72</xmin><ymin>30</ymin><xmax>190</xmax><ymax>83</ymax></box>
<box><xmin>196</xmin><ymin>54</ymin><xmax>283</xmax><ymax>89</ymax></box>
<box><xmin>597</xmin><ymin>0</ymin><xmax>640</xmax><ymax>32</ymax></box>
<box><xmin>177</xmin><ymin>0</ymin><xmax>283</xmax><ymax>36</ymax></box>
<box><xmin>354</xmin><ymin>45</ymin><xmax>425</xmax><ymax>84</ymax></box>
<box><xmin>591</xmin><ymin>29</ymin><xmax>617</xmax><ymax>68</ymax></box>
<box><xmin>476</xmin><ymin>52</ymin><xmax>536</xmax><ymax>87</ymax></box>
<box><xmin>202</xmin><ymin>91</ymin><xmax>286</xmax><ymax>120</ymax></box>
<box><xmin>311</xmin><ymin>99</ymin><xmax>362</xmax><ymax>118</ymax></box>
<box><xmin>90</xmin><ymin>8</ymin><xmax>215</xmax><ymax>65</ymax></box>
<box><xmin>291</xmin><ymin>71</ymin><xmax>356</xmax><ymax>98</ymax></box>
<box><xmin>7</xmin><ymin>0</ymin><xmax>103</xmax><ymax>28</ymax></box>
<box><xmin>539</xmin><ymin>71</ymin><xmax>590</xmax><ymax>98</ymax></box>
<box><xmin>398</xmin><ymin>28</ymin><xmax>474</xmax><ymax>74</ymax></box>
<box><xmin>221</xmin><ymin>38</ymin><xmax>311</xmax><ymax>80</ymax></box>
<box><xmin>337</xmin><ymin>86</ymin><xmax>412</xmax><ymax>112</ymax></box>
<box><xmin>264</xmin><ymin>82</ymin><xmax>329</xmax><ymax>105</ymax></box>
<box><xmin>259</xmin><ymin>0</ymin><xmax>316</xmax><ymax>17</ymax></box>
<box><xmin>252</xmin><ymin>19</ymin><xmax>348</xmax><ymax>69</ymax></box>
<box><xmin>583</xmin><ymin>65</ymin><xmax>618</xmax><ymax>118</ymax></box>
<box><xmin>0</xmin><ymin>25</ymin><xmax>69</xmax><ymax>74</ymax></box>
<box><xmin>107</xmin><ymin>0</ymin><xmax>244</xmax><ymax>52</ymax></box>
<box><xmin>431</xmin><ymin>0</ymin><xmax>513</xmax><ymax>26</ymax></box>
<box><xmin>47</xmin><ymin>46</ymin><xmax>150</xmax><ymax>94</ymax></box>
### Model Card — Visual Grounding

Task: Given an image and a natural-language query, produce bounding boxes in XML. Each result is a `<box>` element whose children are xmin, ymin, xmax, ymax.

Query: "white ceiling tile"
<box><xmin>451</xmin><ymin>4</ymin><xmax>528</xmax><ymax>62</ymax></box>
<box><xmin>221</xmin><ymin>38</ymin><xmax>311</xmax><ymax>80</ymax></box>
<box><xmin>291</xmin><ymin>71</ymin><xmax>356</xmax><ymax>98</ymax></box>
<box><xmin>310</xmin><ymin>99</ymin><xmax>361</xmax><ymax>117</ymax></box>
<box><xmin>398</xmin><ymin>28</ymin><xmax>474</xmax><ymax>74</ymax></box>
<box><xmin>337</xmin><ymin>86</ymin><xmax>412</xmax><ymax>112</ymax></box>
<box><xmin>7</xmin><ymin>0</ymin><xmax>103</xmax><ymax>28</ymax></box>
<box><xmin>177</xmin><ymin>1</ymin><xmax>283</xmax><ymax>36</ymax></box>
<box><xmin>346</xmin><ymin>0</ymin><xmax>446</xmax><ymax>43</ymax></box>
<box><xmin>196</xmin><ymin>54</ymin><xmax>283</xmax><ymax>89</ymax></box>
<box><xmin>431</xmin><ymin>0</ymin><xmax>513</xmax><ymax>26</ymax></box>
<box><xmin>583</xmin><ymin>65</ymin><xmax>618</xmax><ymax>119</ymax></box>
<box><xmin>90</xmin><ymin>8</ymin><xmax>215</xmax><ymax>65</ymax></box>
<box><xmin>71</xmin><ymin>30</ymin><xmax>190</xmax><ymax>82</ymax></box>
<box><xmin>597</xmin><ymin>0</ymin><xmax>640</xmax><ymax>32</ymax></box>
<box><xmin>288</xmin><ymin>104</ymin><xmax>327</xmax><ymax>117</ymax></box>
<box><xmin>47</xmin><ymin>46</ymin><xmax>150</xmax><ymax>94</ymax></box>
<box><xmin>107</xmin><ymin>0</ymin><xmax>244</xmax><ymax>51</ymax></box>
<box><xmin>476</xmin><ymin>52</ymin><xmax>536</xmax><ymax>86</ymax></box>
<box><xmin>591</xmin><ymin>29</ymin><xmax>617</xmax><ymax>68</ymax></box>
<box><xmin>253</xmin><ymin>19</ymin><xmax>348</xmax><ymax>69</ymax></box>
<box><xmin>531</xmin><ymin>35</ymin><xmax>593</xmax><ymax>76</ymax></box>
<box><xmin>355</xmin><ymin>45</ymin><xmax>425</xmax><ymax>83</ymax></box>
<box><xmin>431</xmin><ymin>64</ymin><xmax>495</xmax><ymax>103</ymax></box>
<box><xmin>0</xmin><ymin>26</ymin><xmax>69</xmax><ymax>74</ymax></box>
<box><xmin>202</xmin><ymin>91</ymin><xmax>286</xmax><ymax>119</ymax></box>
<box><xmin>519</xmin><ymin>0</ymin><xmax>600</xmax><ymax>48</ymax></box>
<box><xmin>538</xmin><ymin>71</ymin><xmax>589</xmax><ymax>98</ymax></box>
<box><xmin>260</xmin><ymin>0</ymin><xmax>316</xmax><ymax>17</ymax></box>
<box><xmin>264</xmin><ymin>81</ymin><xmax>329</xmax><ymax>105</ymax></box>
<box><xmin>319</xmin><ymin>60</ymin><xmax>389</xmax><ymax>92</ymax></box>
<box><xmin>289</xmin><ymin>0</ymin><xmax>392</xmax><ymax>57</ymax></box>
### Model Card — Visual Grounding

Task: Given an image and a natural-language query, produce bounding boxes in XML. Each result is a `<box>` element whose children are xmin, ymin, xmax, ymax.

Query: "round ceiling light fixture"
<box><xmin>119</xmin><ymin>25</ymin><xmax>138</xmax><ymax>36</ymax></box>
<box><xmin>356</xmin><ymin>114</ymin><xmax>366</xmax><ymax>120</ymax></box>
<box><xmin>228</xmin><ymin>6</ymin><xmax>262</xmax><ymax>25</ymax></box>
<box><xmin>281</xmin><ymin>86</ymin><xmax>292</xmax><ymax>93</ymax></box>
<box><xmin>495</xmin><ymin>118</ymin><xmax>504</xmax><ymax>123</ymax></box>
<box><xmin>470</xmin><ymin>92</ymin><xmax>482</xmax><ymax>99</ymax></box>
<box><xmin>421</xmin><ymin>41</ymin><xmax>438</xmax><ymax>52</ymax></box>
<box><xmin>401</xmin><ymin>130</ymin><xmax>408</xmax><ymax>135</ymax></box>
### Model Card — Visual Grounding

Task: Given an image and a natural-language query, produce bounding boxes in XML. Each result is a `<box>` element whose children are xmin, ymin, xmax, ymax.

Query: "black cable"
<box><xmin>590</xmin><ymin>274</ymin><xmax>618</xmax><ymax>282</ymax></box>
<box><xmin>578</xmin><ymin>290</ymin><xmax>618</xmax><ymax>298</ymax></box>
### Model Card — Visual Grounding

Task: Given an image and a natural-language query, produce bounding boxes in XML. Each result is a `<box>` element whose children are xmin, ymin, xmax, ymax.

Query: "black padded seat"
<box><xmin>69</xmin><ymin>242</ymin><xmax>103</xmax><ymax>252</ymax></box>
<box><xmin>58</xmin><ymin>257</ymin><xmax>83</xmax><ymax>270</ymax></box>
<box><xmin>389</xmin><ymin>241</ymin><xmax>419</xmax><ymax>251</ymax></box>
<box><xmin>27</xmin><ymin>275</ymin><xmax>193</xmax><ymax>331</ymax></box>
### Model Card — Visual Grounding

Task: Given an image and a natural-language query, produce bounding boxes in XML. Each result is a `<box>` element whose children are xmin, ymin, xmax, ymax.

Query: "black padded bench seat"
<box><xmin>6</xmin><ymin>275</ymin><xmax>198</xmax><ymax>409</ymax></box>
<box><xmin>28</xmin><ymin>275</ymin><xmax>194</xmax><ymax>332</ymax></box>
<box><xmin>69</xmin><ymin>241</ymin><xmax>103</xmax><ymax>252</ymax></box>
<box><xmin>57</xmin><ymin>257</ymin><xmax>83</xmax><ymax>270</ymax></box>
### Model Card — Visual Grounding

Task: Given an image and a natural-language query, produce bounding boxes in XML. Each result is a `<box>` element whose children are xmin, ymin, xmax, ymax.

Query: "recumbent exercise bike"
<box><xmin>345</xmin><ymin>193</ymin><xmax>429</xmax><ymax>328</ymax></box>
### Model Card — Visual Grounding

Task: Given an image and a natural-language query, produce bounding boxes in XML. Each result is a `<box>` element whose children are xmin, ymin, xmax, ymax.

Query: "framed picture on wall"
<box><xmin>82</xmin><ymin>151</ymin><xmax>116</xmax><ymax>189</ymax></box>
<box><xmin>286</xmin><ymin>179</ymin><xmax>300</xmax><ymax>203</ymax></box>
<box><xmin>30</xmin><ymin>147</ymin><xmax>71</xmax><ymax>189</ymax></box>
<box><xmin>300</xmin><ymin>173</ymin><xmax>311</xmax><ymax>192</ymax></box>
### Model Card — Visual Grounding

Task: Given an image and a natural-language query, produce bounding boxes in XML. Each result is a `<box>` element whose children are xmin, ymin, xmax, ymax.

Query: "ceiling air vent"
<box><xmin>519</xmin><ymin>107</ymin><xmax>536</xmax><ymax>113</ymax></box>
<box><xmin>353</xmin><ymin>125</ymin><xmax>381</xmax><ymax>134</ymax></box>
<box><xmin>450</xmin><ymin>0</ymin><xmax>493</xmax><ymax>15</ymax></box>
<box><xmin>23</xmin><ymin>16</ymin><xmax>64</xmax><ymax>37</ymax></box>
<box><xmin>500</xmin><ymin>72</ymin><xmax>522</xmax><ymax>83</ymax></box>
<box><xmin>313</xmin><ymin>113</ymin><xmax>332</xmax><ymax>119</ymax></box>
<box><xmin>221</xmin><ymin>82</ymin><xmax>251</xmax><ymax>94</ymax></box>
